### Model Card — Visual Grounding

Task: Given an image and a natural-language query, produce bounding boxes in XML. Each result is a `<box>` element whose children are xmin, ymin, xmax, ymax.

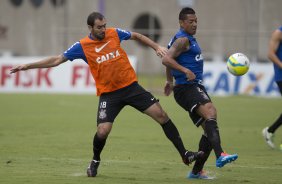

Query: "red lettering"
<box><xmin>72</xmin><ymin>65</ymin><xmax>96</xmax><ymax>87</ymax></box>
<box><xmin>86</xmin><ymin>68</ymin><xmax>91</xmax><ymax>86</ymax></box>
<box><xmin>37</xmin><ymin>68</ymin><xmax>52</xmax><ymax>86</ymax></box>
<box><xmin>22</xmin><ymin>71</ymin><xmax>33</xmax><ymax>87</ymax></box>
<box><xmin>14</xmin><ymin>71</ymin><xmax>33</xmax><ymax>87</ymax></box>
<box><xmin>1</xmin><ymin>65</ymin><xmax>12</xmax><ymax>86</ymax></box>
<box><xmin>72</xmin><ymin>65</ymin><xmax>83</xmax><ymax>86</ymax></box>
<box><xmin>15</xmin><ymin>71</ymin><xmax>20</xmax><ymax>86</ymax></box>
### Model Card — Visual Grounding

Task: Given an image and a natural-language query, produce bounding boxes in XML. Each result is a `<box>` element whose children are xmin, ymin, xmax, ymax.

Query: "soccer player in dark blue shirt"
<box><xmin>162</xmin><ymin>7</ymin><xmax>238</xmax><ymax>179</ymax></box>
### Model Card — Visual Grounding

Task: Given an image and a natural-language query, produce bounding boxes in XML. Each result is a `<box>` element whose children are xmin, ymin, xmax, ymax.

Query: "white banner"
<box><xmin>0</xmin><ymin>56</ymin><xmax>137</xmax><ymax>94</ymax></box>
<box><xmin>0</xmin><ymin>56</ymin><xmax>280</xmax><ymax>97</ymax></box>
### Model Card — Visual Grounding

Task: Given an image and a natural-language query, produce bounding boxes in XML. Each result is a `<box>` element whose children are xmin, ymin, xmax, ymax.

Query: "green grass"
<box><xmin>0</xmin><ymin>93</ymin><xmax>281</xmax><ymax>184</ymax></box>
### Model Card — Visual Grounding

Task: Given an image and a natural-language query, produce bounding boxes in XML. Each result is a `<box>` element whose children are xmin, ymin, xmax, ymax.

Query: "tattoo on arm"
<box><xmin>169</xmin><ymin>37</ymin><xmax>189</xmax><ymax>58</ymax></box>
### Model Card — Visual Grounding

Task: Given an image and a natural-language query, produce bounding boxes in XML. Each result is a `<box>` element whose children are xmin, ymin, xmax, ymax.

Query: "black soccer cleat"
<box><xmin>182</xmin><ymin>150</ymin><xmax>204</xmax><ymax>165</ymax></box>
<box><xmin>87</xmin><ymin>160</ymin><xmax>100</xmax><ymax>177</ymax></box>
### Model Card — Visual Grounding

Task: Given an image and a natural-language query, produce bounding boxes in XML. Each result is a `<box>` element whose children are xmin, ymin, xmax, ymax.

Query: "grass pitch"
<box><xmin>0</xmin><ymin>93</ymin><xmax>281</xmax><ymax>184</ymax></box>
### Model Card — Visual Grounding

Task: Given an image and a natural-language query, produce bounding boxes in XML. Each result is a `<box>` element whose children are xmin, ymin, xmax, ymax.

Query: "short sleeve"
<box><xmin>63</xmin><ymin>42</ymin><xmax>87</xmax><ymax>62</ymax></box>
<box><xmin>116</xmin><ymin>28</ymin><xmax>131</xmax><ymax>42</ymax></box>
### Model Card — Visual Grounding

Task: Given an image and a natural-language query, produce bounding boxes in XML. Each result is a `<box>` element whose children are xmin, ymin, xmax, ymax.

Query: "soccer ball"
<box><xmin>227</xmin><ymin>53</ymin><xmax>250</xmax><ymax>76</ymax></box>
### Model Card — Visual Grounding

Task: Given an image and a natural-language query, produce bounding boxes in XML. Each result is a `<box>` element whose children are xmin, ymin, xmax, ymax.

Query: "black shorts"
<box><xmin>173</xmin><ymin>83</ymin><xmax>211</xmax><ymax>127</ymax></box>
<box><xmin>97</xmin><ymin>82</ymin><xmax>158</xmax><ymax>124</ymax></box>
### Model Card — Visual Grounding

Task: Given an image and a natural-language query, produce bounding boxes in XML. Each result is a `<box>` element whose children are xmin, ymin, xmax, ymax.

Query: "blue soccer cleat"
<box><xmin>187</xmin><ymin>170</ymin><xmax>215</xmax><ymax>180</ymax></box>
<box><xmin>216</xmin><ymin>152</ymin><xmax>238</xmax><ymax>168</ymax></box>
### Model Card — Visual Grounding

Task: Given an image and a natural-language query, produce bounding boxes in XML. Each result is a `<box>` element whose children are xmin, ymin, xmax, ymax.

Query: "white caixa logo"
<box><xmin>195</xmin><ymin>54</ymin><xmax>203</xmax><ymax>61</ymax></box>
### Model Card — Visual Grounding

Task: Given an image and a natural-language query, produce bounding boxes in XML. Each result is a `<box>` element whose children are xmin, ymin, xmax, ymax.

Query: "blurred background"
<box><xmin>0</xmin><ymin>0</ymin><xmax>282</xmax><ymax>96</ymax></box>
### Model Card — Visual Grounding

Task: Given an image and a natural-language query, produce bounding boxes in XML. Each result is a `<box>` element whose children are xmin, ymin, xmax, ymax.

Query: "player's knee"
<box><xmin>97</xmin><ymin>130</ymin><xmax>109</xmax><ymax>139</ymax></box>
<box><xmin>203</xmin><ymin>103</ymin><xmax>217</xmax><ymax>119</ymax></box>
<box><xmin>208</xmin><ymin>103</ymin><xmax>216</xmax><ymax>112</ymax></box>
<box><xmin>154</xmin><ymin>110</ymin><xmax>169</xmax><ymax>124</ymax></box>
<box><xmin>145</xmin><ymin>104</ymin><xmax>169</xmax><ymax>124</ymax></box>
<box><xmin>97</xmin><ymin>124</ymin><xmax>111</xmax><ymax>139</ymax></box>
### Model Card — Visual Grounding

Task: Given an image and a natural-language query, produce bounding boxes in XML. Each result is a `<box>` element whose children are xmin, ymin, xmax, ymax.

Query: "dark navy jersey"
<box><xmin>274</xmin><ymin>26</ymin><xmax>282</xmax><ymax>82</ymax></box>
<box><xmin>168</xmin><ymin>28</ymin><xmax>204</xmax><ymax>85</ymax></box>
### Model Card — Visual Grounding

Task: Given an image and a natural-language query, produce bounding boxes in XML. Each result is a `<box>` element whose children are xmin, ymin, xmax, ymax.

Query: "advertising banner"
<box><xmin>203</xmin><ymin>62</ymin><xmax>279</xmax><ymax>97</ymax></box>
<box><xmin>0</xmin><ymin>57</ymin><xmax>280</xmax><ymax>97</ymax></box>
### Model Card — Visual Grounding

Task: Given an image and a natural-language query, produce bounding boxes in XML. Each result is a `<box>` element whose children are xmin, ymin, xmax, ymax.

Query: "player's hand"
<box><xmin>184</xmin><ymin>70</ymin><xmax>196</xmax><ymax>81</ymax></box>
<box><xmin>156</xmin><ymin>46</ymin><xmax>168</xmax><ymax>58</ymax></box>
<box><xmin>10</xmin><ymin>64</ymin><xmax>28</xmax><ymax>74</ymax></box>
<box><xmin>164</xmin><ymin>81</ymin><xmax>173</xmax><ymax>96</ymax></box>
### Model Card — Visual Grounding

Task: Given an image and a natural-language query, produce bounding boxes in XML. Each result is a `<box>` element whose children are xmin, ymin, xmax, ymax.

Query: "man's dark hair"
<box><xmin>179</xmin><ymin>7</ymin><xmax>195</xmax><ymax>20</ymax></box>
<box><xmin>87</xmin><ymin>12</ymin><xmax>105</xmax><ymax>27</ymax></box>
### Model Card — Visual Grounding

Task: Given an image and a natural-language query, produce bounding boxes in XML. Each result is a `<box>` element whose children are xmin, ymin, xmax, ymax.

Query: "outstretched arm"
<box><xmin>130</xmin><ymin>32</ymin><xmax>167</xmax><ymax>58</ymax></box>
<box><xmin>268</xmin><ymin>29</ymin><xmax>282</xmax><ymax>68</ymax></box>
<box><xmin>162</xmin><ymin>37</ymin><xmax>195</xmax><ymax>81</ymax></box>
<box><xmin>10</xmin><ymin>54</ymin><xmax>68</xmax><ymax>74</ymax></box>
